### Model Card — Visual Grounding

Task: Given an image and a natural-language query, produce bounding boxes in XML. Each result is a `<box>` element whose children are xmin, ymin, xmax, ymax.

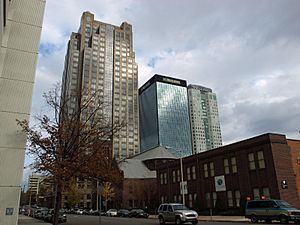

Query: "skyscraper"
<box><xmin>0</xmin><ymin>0</ymin><xmax>45</xmax><ymax>224</ymax></box>
<box><xmin>139</xmin><ymin>74</ymin><xmax>192</xmax><ymax>157</ymax></box>
<box><xmin>61</xmin><ymin>12</ymin><xmax>139</xmax><ymax>160</ymax></box>
<box><xmin>188</xmin><ymin>84</ymin><xmax>222</xmax><ymax>153</ymax></box>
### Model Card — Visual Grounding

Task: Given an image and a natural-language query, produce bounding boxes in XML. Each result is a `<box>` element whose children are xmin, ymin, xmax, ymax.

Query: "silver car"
<box><xmin>245</xmin><ymin>199</ymin><xmax>300</xmax><ymax>223</ymax></box>
<box><xmin>158</xmin><ymin>203</ymin><xmax>198</xmax><ymax>225</ymax></box>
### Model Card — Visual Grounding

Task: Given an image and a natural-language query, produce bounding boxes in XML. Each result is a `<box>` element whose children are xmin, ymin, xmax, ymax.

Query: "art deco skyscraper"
<box><xmin>61</xmin><ymin>12</ymin><xmax>139</xmax><ymax>160</ymax></box>
<box><xmin>188</xmin><ymin>85</ymin><xmax>222</xmax><ymax>153</ymax></box>
<box><xmin>0</xmin><ymin>0</ymin><xmax>45</xmax><ymax>224</ymax></box>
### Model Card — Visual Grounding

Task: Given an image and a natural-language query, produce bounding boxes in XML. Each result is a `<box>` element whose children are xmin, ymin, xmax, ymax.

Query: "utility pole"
<box><xmin>98</xmin><ymin>184</ymin><xmax>103</xmax><ymax>225</ymax></box>
<box><xmin>96</xmin><ymin>180</ymin><xmax>99</xmax><ymax>211</ymax></box>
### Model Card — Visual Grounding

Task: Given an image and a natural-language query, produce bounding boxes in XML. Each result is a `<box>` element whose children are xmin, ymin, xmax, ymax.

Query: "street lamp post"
<box><xmin>165</xmin><ymin>146</ymin><xmax>186</xmax><ymax>205</ymax></box>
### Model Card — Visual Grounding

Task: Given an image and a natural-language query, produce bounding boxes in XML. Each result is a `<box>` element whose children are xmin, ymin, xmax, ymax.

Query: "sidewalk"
<box><xmin>18</xmin><ymin>214</ymin><xmax>50</xmax><ymax>225</ymax></box>
<box><xmin>199</xmin><ymin>215</ymin><xmax>249</xmax><ymax>222</ymax></box>
<box><xmin>19</xmin><ymin>214</ymin><xmax>250</xmax><ymax>224</ymax></box>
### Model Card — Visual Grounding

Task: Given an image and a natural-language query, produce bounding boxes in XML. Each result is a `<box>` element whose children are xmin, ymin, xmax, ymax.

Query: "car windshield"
<box><xmin>173</xmin><ymin>205</ymin><xmax>188</xmax><ymax>210</ymax></box>
<box><xmin>276</xmin><ymin>200</ymin><xmax>292</xmax><ymax>208</ymax></box>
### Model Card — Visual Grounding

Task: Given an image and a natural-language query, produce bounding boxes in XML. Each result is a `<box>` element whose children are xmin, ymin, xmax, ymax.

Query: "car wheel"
<box><xmin>251</xmin><ymin>215</ymin><xmax>258</xmax><ymax>223</ymax></box>
<box><xmin>279</xmin><ymin>215</ymin><xmax>288</xmax><ymax>224</ymax></box>
<box><xmin>265</xmin><ymin>219</ymin><xmax>272</xmax><ymax>224</ymax></box>
<box><xmin>192</xmin><ymin>220</ymin><xmax>198</xmax><ymax>225</ymax></box>
<box><xmin>159</xmin><ymin>216</ymin><xmax>165</xmax><ymax>225</ymax></box>
<box><xmin>175</xmin><ymin>217</ymin><xmax>182</xmax><ymax>225</ymax></box>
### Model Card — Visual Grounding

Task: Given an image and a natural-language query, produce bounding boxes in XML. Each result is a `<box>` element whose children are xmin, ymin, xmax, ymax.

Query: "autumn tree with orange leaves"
<box><xmin>18</xmin><ymin>84</ymin><xmax>123</xmax><ymax>225</ymax></box>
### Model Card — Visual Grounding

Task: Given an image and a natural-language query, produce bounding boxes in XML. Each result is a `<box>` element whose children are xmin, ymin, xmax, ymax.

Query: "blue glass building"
<box><xmin>139</xmin><ymin>74</ymin><xmax>193</xmax><ymax>157</ymax></box>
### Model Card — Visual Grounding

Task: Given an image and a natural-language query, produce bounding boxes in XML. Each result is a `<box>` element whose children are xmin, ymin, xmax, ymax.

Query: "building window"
<box><xmin>192</xmin><ymin>166</ymin><xmax>196</xmax><ymax>180</ymax></box>
<box><xmin>248</xmin><ymin>153</ymin><xmax>256</xmax><ymax>170</ymax></box>
<box><xmin>187</xmin><ymin>167</ymin><xmax>191</xmax><ymax>180</ymax></box>
<box><xmin>189</xmin><ymin>194</ymin><xmax>193</xmax><ymax>208</ymax></box>
<box><xmin>205</xmin><ymin>192</ymin><xmax>211</xmax><ymax>208</ymax></box>
<box><xmin>172</xmin><ymin>170</ymin><xmax>176</xmax><ymax>183</ymax></box>
<box><xmin>227</xmin><ymin>191</ymin><xmax>233</xmax><ymax>207</ymax></box>
<box><xmin>262</xmin><ymin>187</ymin><xmax>270</xmax><ymax>199</ymax></box>
<box><xmin>210</xmin><ymin>162</ymin><xmax>215</xmax><ymax>177</ymax></box>
<box><xmin>164</xmin><ymin>172</ymin><xmax>167</xmax><ymax>184</ymax></box>
<box><xmin>161</xmin><ymin>196</ymin><xmax>164</xmax><ymax>203</ymax></box>
<box><xmin>231</xmin><ymin>157</ymin><xmax>237</xmax><ymax>173</ymax></box>
<box><xmin>194</xmin><ymin>193</ymin><xmax>197</xmax><ymax>202</ymax></box>
<box><xmin>178</xmin><ymin>195</ymin><xmax>182</xmax><ymax>203</ymax></box>
<box><xmin>3</xmin><ymin>0</ymin><xmax>6</xmax><ymax>27</ymax></box>
<box><xmin>174</xmin><ymin>195</ymin><xmax>177</xmax><ymax>203</ymax></box>
<box><xmin>212</xmin><ymin>192</ymin><xmax>217</xmax><ymax>207</ymax></box>
<box><xmin>224</xmin><ymin>159</ymin><xmax>229</xmax><ymax>174</ymax></box>
<box><xmin>253</xmin><ymin>188</ymin><xmax>260</xmax><ymax>200</ymax></box>
<box><xmin>204</xmin><ymin>163</ymin><xmax>208</xmax><ymax>178</ymax></box>
<box><xmin>160</xmin><ymin>173</ymin><xmax>164</xmax><ymax>185</ymax></box>
<box><xmin>177</xmin><ymin>169</ymin><xmax>180</xmax><ymax>182</ymax></box>
<box><xmin>257</xmin><ymin>151</ymin><xmax>265</xmax><ymax>169</ymax></box>
<box><xmin>235</xmin><ymin>190</ymin><xmax>241</xmax><ymax>207</ymax></box>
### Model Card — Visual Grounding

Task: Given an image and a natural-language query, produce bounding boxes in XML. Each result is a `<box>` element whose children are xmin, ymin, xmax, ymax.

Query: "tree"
<box><xmin>102</xmin><ymin>182</ymin><xmax>116</xmax><ymax>212</ymax></box>
<box><xmin>66</xmin><ymin>178</ymin><xmax>82</xmax><ymax>208</ymax></box>
<box><xmin>17</xmin><ymin>84</ymin><xmax>123</xmax><ymax>225</ymax></box>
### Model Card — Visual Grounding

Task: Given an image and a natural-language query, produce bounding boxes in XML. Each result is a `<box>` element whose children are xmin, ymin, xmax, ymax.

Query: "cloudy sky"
<box><xmin>25</xmin><ymin>0</ymin><xmax>300</xmax><ymax>180</ymax></box>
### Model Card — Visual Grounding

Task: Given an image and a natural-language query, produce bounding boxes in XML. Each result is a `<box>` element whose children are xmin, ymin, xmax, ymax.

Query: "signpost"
<box><xmin>214</xmin><ymin>175</ymin><xmax>226</xmax><ymax>192</ymax></box>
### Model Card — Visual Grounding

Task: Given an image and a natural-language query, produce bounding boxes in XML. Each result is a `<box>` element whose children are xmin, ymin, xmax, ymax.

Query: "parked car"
<box><xmin>35</xmin><ymin>208</ymin><xmax>48</xmax><ymax>220</ymax></box>
<box><xmin>75</xmin><ymin>209</ymin><xmax>84</xmax><ymax>215</ymax></box>
<box><xmin>245</xmin><ymin>199</ymin><xmax>300</xmax><ymax>223</ymax></box>
<box><xmin>157</xmin><ymin>203</ymin><xmax>198</xmax><ymax>225</ymax></box>
<box><xmin>129</xmin><ymin>209</ymin><xmax>149</xmax><ymax>218</ymax></box>
<box><xmin>29</xmin><ymin>207</ymin><xmax>40</xmax><ymax>217</ymax></box>
<box><xmin>44</xmin><ymin>209</ymin><xmax>67</xmax><ymax>223</ymax></box>
<box><xmin>106</xmin><ymin>209</ymin><xmax>118</xmax><ymax>217</ymax></box>
<box><xmin>117</xmin><ymin>209</ymin><xmax>130</xmax><ymax>217</ymax></box>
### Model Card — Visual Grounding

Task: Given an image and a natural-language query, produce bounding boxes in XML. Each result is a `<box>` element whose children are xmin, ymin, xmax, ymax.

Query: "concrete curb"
<box><xmin>148</xmin><ymin>214</ymin><xmax>250</xmax><ymax>222</ymax></box>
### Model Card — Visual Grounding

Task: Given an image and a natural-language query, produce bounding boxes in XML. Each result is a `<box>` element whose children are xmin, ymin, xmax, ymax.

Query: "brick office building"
<box><xmin>156</xmin><ymin>133</ymin><xmax>300</xmax><ymax>213</ymax></box>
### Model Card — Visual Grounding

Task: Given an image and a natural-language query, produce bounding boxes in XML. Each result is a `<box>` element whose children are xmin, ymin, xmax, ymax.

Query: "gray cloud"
<box><xmin>33</xmin><ymin>0</ymin><xmax>300</xmax><ymax>145</ymax></box>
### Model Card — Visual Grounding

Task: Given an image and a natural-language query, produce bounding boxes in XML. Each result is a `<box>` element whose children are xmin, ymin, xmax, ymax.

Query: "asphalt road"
<box><xmin>63</xmin><ymin>214</ymin><xmax>253</xmax><ymax>225</ymax></box>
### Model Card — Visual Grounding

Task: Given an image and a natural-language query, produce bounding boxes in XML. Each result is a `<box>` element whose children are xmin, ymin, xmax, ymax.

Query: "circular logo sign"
<box><xmin>217</xmin><ymin>179</ymin><xmax>223</xmax><ymax>185</ymax></box>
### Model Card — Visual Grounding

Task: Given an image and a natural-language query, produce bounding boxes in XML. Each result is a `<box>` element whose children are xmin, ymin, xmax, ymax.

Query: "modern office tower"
<box><xmin>139</xmin><ymin>74</ymin><xmax>193</xmax><ymax>157</ymax></box>
<box><xmin>61</xmin><ymin>12</ymin><xmax>139</xmax><ymax>160</ymax></box>
<box><xmin>188</xmin><ymin>85</ymin><xmax>222</xmax><ymax>153</ymax></box>
<box><xmin>0</xmin><ymin>0</ymin><xmax>45</xmax><ymax>224</ymax></box>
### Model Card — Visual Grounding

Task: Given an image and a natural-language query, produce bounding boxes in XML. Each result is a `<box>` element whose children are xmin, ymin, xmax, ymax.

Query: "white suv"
<box><xmin>157</xmin><ymin>203</ymin><xmax>198</xmax><ymax>225</ymax></box>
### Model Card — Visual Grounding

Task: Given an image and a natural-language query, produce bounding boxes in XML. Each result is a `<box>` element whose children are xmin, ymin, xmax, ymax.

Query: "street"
<box><xmin>63</xmin><ymin>215</ymin><xmax>252</xmax><ymax>225</ymax></box>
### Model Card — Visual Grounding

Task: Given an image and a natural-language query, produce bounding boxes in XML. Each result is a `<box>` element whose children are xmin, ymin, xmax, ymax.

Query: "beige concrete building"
<box><xmin>188</xmin><ymin>85</ymin><xmax>222</xmax><ymax>153</ymax></box>
<box><xmin>61</xmin><ymin>12</ymin><xmax>139</xmax><ymax>160</ymax></box>
<box><xmin>0</xmin><ymin>0</ymin><xmax>45</xmax><ymax>224</ymax></box>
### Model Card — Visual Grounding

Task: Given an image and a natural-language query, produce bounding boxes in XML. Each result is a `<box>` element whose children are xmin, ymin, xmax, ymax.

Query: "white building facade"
<box><xmin>188</xmin><ymin>85</ymin><xmax>222</xmax><ymax>153</ymax></box>
<box><xmin>0</xmin><ymin>0</ymin><xmax>45</xmax><ymax>224</ymax></box>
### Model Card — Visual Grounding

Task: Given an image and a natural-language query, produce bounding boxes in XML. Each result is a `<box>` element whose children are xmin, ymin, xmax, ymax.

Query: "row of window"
<box><xmin>160</xmin><ymin>151</ymin><xmax>266</xmax><ymax>185</ymax></box>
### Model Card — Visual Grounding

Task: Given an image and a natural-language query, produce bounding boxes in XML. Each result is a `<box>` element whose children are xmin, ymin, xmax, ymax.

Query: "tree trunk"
<box><xmin>53</xmin><ymin>183</ymin><xmax>62</xmax><ymax>225</ymax></box>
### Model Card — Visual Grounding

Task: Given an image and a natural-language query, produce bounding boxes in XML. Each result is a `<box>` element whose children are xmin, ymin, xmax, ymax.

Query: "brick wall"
<box><xmin>287</xmin><ymin>139</ymin><xmax>300</xmax><ymax>207</ymax></box>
